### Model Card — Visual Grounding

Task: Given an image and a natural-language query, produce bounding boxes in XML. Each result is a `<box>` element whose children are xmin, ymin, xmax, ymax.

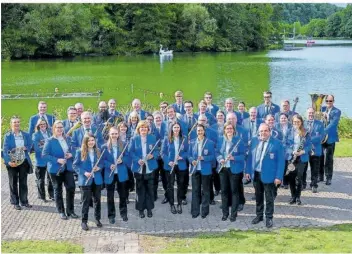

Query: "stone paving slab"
<box><xmin>1</xmin><ymin>158</ymin><xmax>352</xmax><ymax>252</ymax></box>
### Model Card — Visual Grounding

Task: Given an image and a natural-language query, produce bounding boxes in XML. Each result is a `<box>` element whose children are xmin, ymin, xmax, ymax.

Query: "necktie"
<box><xmin>179</xmin><ymin>105</ymin><xmax>182</xmax><ymax>112</ymax></box>
<box><xmin>250</xmin><ymin>121</ymin><xmax>255</xmax><ymax>138</ymax></box>
<box><xmin>70</xmin><ymin>121</ymin><xmax>74</xmax><ymax>128</ymax></box>
<box><xmin>188</xmin><ymin>116</ymin><xmax>192</xmax><ymax>130</ymax></box>
<box><xmin>265</xmin><ymin>106</ymin><xmax>269</xmax><ymax>115</ymax></box>
<box><xmin>85</xmin><ymin>128</ymin><xmax>90</xmax><ymax>134</ymax></box>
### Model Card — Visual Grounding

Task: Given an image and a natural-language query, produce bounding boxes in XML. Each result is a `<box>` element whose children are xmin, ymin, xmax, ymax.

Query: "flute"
<box><xmin>85</xmin><ymin>149</ymin><xmax>106</xmax><ymax>185</ymax></box>
<box><xmin>218</xmin><ymin>137</ymin><xmax>242</xmax><ymax>173</ymax></box>
<box><xmin>170</xmin><ymin>138</ymin><xmax>186</xmax><ymax>174</ymax></box>
<box><xmin>138</xmin><ymin>139</ymin><xmax>160</xmax><ymax>173</ymax></box>
<box><xmin>190</xmin><ymin>139</ymin><xmax>208</xmax><ymax>175</ymax></box>
<box><xmin>109</xmin><ymin>142</ymin><xmax>129</xmax><ymax>178</ymax></box>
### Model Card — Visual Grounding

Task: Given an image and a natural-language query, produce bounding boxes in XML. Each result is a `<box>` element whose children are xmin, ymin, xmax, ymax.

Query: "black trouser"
<box><xmin>7</xmin><ymin>160</ymin><xmax>30</xmax><ymax>205</ymax></box>
<box><xmin>320</xmin><ymin>143</ymin><xmax>335</xmax><ymax>180</ymax></box>
<box><xmin>219</xmin><ymin>168</ymin><xmax>242</xmax><ymax>217</ymax></box>
<box><xmin>165</xmin><ymin>166</ymin><xmax>187</xmax><ymax>205</ymax></box>
<box><xmin>134</xmin><ymin>169</ymin><xmax>155</xmax><ymax>212</ymax></box>
<box><xmin>154</xmin><ymin>159</ymin><xmax>168</xmax><ymax>200</ymax></box>
<box><xmin>106</xmin><ymin>174</ymin><xmax>127</xmax><ymax>219</ymax></box>
<box><xmin>191</xmin><ymin>172</ymin><xmax>210</xmax><ymax>217</ymax></box>
<box><xmin>210</xmin><ymin>166</ymin><xmax>220</xmax><ymax>201</ymax></box>
<box><xmin>126</xmin><ymin>167</ymin><xmax>134</xmax><ymax>201</ymax></box>
<box><xmin>182</xmin><ymin>163</ymin><xmax>190</xmax><ymax>200</ymax></box>
<box><xmin>253</xmin><ymin>171</ymin><xmax>275</xmax><ymax>219</ymax></box>
<box><xmin>303</xmin><ymin>155</ymin><xmax>320</xmax><ymax>188</ymax></box>
<box><xmin>35</xmin><ymin>166</ymin><xmax>54</xmax><ymax>199</ymax></box>
<box><xmin>283</xmin><ymin>160</ymin><xmax>289</xmax><ymax>186</ymax></box>
<box><xmin>288</xmin><ymin>158</ymin><xmax>306</xmax><ymax>199</ymax></box>
<box><xmin>81</xmin><ymin>182</ymin><xmax>101</xmax><ymax>223</ymax></box>
<box><xmin>50</xmin><ymin>170</ymin><xmax>75</xmax><ymax>215</ymax></box>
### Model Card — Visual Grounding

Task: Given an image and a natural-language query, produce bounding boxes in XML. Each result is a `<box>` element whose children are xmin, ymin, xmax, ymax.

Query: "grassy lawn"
<box><xmin>1</xmin><ymin>240</ymin><xmax>83</xmax><ymax>253</ymax></box>
<box><xmin>141</xmin><ymin>224</ymin><xmax>352</xmax><ymax>253</ymax></box>
<box><xmin>335</xmin><ymin>138</ymin><xmax>352</xmax><ymax>157</ymax></box>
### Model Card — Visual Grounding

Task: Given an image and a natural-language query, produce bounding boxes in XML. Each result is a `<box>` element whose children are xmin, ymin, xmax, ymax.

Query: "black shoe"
<box><xmin>237</xmin><ymin>204</ymin><xmax>244</xmax><ymax>212</ymax></box>
<box><xmin>139</xmin><ymin>211</ymin><xmax>145</xmax><ymax>218</ymax></box>
<box><xmin>266</xmin><ymin>218</ymin><xmax>273</xmax><ymax>228</ymax></box>
<box><xmin>96</xmin><ymin>220</ymin><xmax>102</xmax><ymax>228</ymax></box>
<box><xmin>122</xmin><ymin>215</ymin><xmax>128</xmax><ymax>222</ymax></box>
<box><xmin>68</xmin><ymin>213</ymin><xmax>79</xmax><ymax>219</ymax></box>
<box><xmin>319</xmin><ymin>176</ymin><xmax>324</xmax><ymax>182</ymax></box>
<box><xmin>230</xmin><ymin>215</ymin><xmax>237</xmax><ymax>222</ymax></box>
<box><xmin>296</xmin><ymin>198</ymin><xmax>302</xmax><ymax>205</ymax></box>
<box><xmin>222</xmin><ymin>215</ymin><xmax>228</xmax><ymax>221</ymax></box>
<box><xmin>21</xmin><ymin>203</ymin><xmax>32</xmax><ymax>208</ymax></box>
<box><xmin>182</xmin><ymin>199</ymin><xmax>187</xmax><ymax>205</ymax></box>
<box><xmin>192</xmin><ymin>214</ymin><xmax>199</xmax><ymax>219</ymax></box>
<box><xmin>251</xmin><ymin>216</ymin><xmax>263</xmax><ymax>224</ymax></box>
<box><xmin>284</xmin><ymin>185</ymin><xmax>288</xmax><ymax>189</ymax></box>
<box><xmin>60</xmin><ymin>213</ymin><xmax>68</xmax><ymax>220</ymax></box>
<box><xmin>176</xmin><ymin>204</ymin><xmax>182</xmax><ymax>214</ymax></box>
<box><xmin>81</xmin><ymin>222</ymin><xmax>89</xmax><ymax>231</ymax></box>
<box><xmin>210</xmin><ymin>200</ymin><xmax>216</xmax><ymax>205</ymax></box>
<box><xmin>289</xmin><ymin>198</ymin><xmax>296</xmax><ymax>205</ymax></box>
<box><xmin>214</xmin><ymin>190</ymin><xmax>220</xmax><ymax>196</ymax></box>
<box><xmin>126</xmin><ymin>199</ymin><xmax>130</xmax><ymax>204</ymax></box>
<box><xmin>147</xmin><ymin>210</ymin><xmax>153</xmax><ymax>218</ymax></box>
<box><xmin>14</xmin><ymin>204</ymin><xmax>21</xmax><ymax>210</ymax></box>
<box><xmin>50</xmin><ymin>197</ymin><xmax>55</xmax><ymax>201</ymax></box>
<box><xmin>201</xmin><ymin>214</ymin><xmax>207</xmax><ymax>219</ymax></box>
<box><xmin>170</xmin><ymin>205</ymin><xmax>177</xmax><ymax>214</ymax></box>
<box><xmin>129</xmin><ymin>187</ymin><xmax>135</xmax><ymax>192</ymax></box>
<box><xmin>302</xmin><ymin>184</ymin><xmax>306</xmax><ymax>190</ymax></box>
<box><xmin>312</xmin><ymin>187</ymin><xmax>318</xmax><ymax>193</ymax></box>
<box><xmin>109</xmin><ymin>218</ymin><xmax>116</xmax><ymax>224</ymax></box>
<box><xmin>326</xmin><ymin>179</ymin><xmax>332</xmax><ymax>185</ymax></box>
<box><xmin>244</xmin><ymin>179</ymin><xmax>252</xmax><ymax>185</ymax></box>
<box><xmin>161</xmin><ymin>197</ymin><xmax>169</xmax><ymax>204</ymax></box>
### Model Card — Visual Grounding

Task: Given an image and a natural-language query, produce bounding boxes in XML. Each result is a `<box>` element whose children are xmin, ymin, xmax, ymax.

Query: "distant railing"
<box><xmin>1</xmin><ymin>91</ymin><xmax>103</xmax><ymax>100</ymax></box>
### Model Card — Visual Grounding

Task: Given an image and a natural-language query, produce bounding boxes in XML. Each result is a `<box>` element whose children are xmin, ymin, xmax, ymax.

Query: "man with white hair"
<box><xmin>108</xmin><ymin>98</ymin><xmax>124</xmax><ymax>119</ymax></box>
<box><xmin>224</xmin><ymin>98</ymin><xmax>241</xmax><ymax>124</ymax></box>
<box><xmin>125</xmin><ymin>98</ymin><xmax>148</xmax><ymax>122</ymax></box>
<box><xmin>242</xmin><ymin>107</ymin><xmax>262</xmax><ymax>141</ymax></box>
<box><xmin>195</xmin><ymin>100</ymin><xmax>216</xmax><ymax>126</ymax></box>
<box><xmin>74</xmin><ymin>102</ymin><xmax>84</xmax><ymax>119</ymax></box>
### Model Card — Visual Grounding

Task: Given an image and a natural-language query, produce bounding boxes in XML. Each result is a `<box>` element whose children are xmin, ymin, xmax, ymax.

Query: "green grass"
<box><xmin>151</xmin><ymin>224</ymin><xmax>352</xmax><ymax>253</ymax></box>
<box><xmin>1</xmin><ymin>240</ymin><xmax>83</xmax><ymax>253</ymax></box>
<box><xmin>335</xmin><ymin>138</ymin><xmax>352</xmax><ymax>157</ymax></box>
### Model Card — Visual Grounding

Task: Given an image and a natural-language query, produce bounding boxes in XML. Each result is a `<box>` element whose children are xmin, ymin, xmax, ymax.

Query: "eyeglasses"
<box><xmin>39</xmin><ymin>124</ymin><xmax>47</xmax><ymax>126</ymax></box>
<box><xmin>325</xmin><ymin>100</ymin><xmax>333</xmax><ymax>103</ymax></box>
<box><xmin>55</xmin><ymin>126</ymin><xmax>64</xmax><ymax>129</ymax></box>
<box><xmin>264</xmin><ymin>96</ymin><xmax>271</xmax><ymax>99</ymax></box>
<box><xmin>204</xmin><ymin>97</ymin><xmax>212</xmax><ymax>99</ymax></box>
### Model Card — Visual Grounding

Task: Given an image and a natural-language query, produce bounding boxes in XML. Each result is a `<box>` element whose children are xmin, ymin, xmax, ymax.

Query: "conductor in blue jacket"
<box><xmin>128</xmin><ymin>120</ymin><xmax>159</xmax><ymax>219</ymax></box>
<box><xmin>103</xmin><ymin>127</ymin><xmax>130</xmax><ymax>224</ymax></box>
<box><xmin>73</xmin><ymin>133</ymin><xmax>104</xmax><ymax>231</ymax></box>
<box><xmin>320</xmin><ymin>95</ymin><xmax>341</xmax><ymax>185</ymax></box>
<box><xmin>3</xmin><ymin>116</ymin><xmax>33</xmax><ymax>210</ymax></box>
<box><xmin>189</xmin><ymin>124</ymin><xmax>215</xmax><ymax>219</ymax></box>
<box><xmin>245</xmin><ymin>123</ymin><xmax>284</xmax><ymax>228</ymax></box>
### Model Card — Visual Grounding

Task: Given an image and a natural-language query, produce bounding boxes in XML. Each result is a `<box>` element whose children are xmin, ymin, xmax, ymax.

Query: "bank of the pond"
<box><xmin>1</xmin><ymin>240</ymin><xmax>83</xmax><ymax>253</ymax></box>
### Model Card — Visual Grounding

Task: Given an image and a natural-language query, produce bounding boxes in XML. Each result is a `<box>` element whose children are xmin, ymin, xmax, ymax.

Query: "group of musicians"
<box><xmin>2</xmin><ymin>91</ymin><xmax>341</xmax><ymax>230</ymax></box>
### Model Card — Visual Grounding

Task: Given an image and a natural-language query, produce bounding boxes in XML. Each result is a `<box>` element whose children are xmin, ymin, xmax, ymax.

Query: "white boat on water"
<box><xmin>159</xmin><ymin>44</ymin><xmax>173</xmax><ymax>55</ymax></box>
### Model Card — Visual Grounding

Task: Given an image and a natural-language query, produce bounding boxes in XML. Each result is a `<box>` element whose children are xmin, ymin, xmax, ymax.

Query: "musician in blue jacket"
<box><xmin>42</xmin><ymin>120</ymin><xmax>78</xmax><ymax>220</ymax></box>
<box><xmin>128</xmin><ymin>120</ymin><xmax>159</xmax><ymax>218</ymax></box>
<box><xmin>303</xmin><ymin>108</ymin><xmax>325</xmax><ymax>193</ymax></box>
<box><xmin>210</xmin><ymin>110</ymin><xmax>226</xmax><ymax>137</ymax></box>
<box><xmin>161</xmin><ymin>122</ymin><xmax>188</xmax><ymax>214</ymax></box>
<box><xmin>236</xmin><ymin>101</ymin><xmax>250</xmax><ymax>126</ymax></box>
<box><xmin>216</xmin><ymin>122</ymin><xmax>245</xmax><ymax>222</ymax></box>
<box><xmin>195</xmin><ymin>100</ymin><xmax>216</xmax><ymax>126</ymax></box>
<box><xmin>245</xmin><ymin>123</ymin><xmax>284</xmax><ymax>228</ymax></box>
<box><xmin>32</xmin><ymin>118</ymin><xmax>54</xmax><ymax>202</ymax></box>
<box><xmin>28</xmin><ymin>101</ymin><xmax>55</xmax><ymax>137</ymax></box>
<box><xmin>265</xmin><ymin>114</ymin><xmax>283</xmax><ymax>142</ymax></box>
<box><xmin>189</xmin><ymin>124</ymin><xmax>215</xmax><ymax>219</ymax></box>
<box><xmin>256</xmin><ymin>91</ymin><xmax>280</xmax><ymax>122</ymax></box>
<box><xmin>3</xmin><ymin>116</ymin><xmax>33</xmax><ymax>210</ymax></box>
<box><xmin>124</xmin><ymin>98</ymin><xmax>148</xmax><ymax>122</ymax></box>
<box><xmin>63</xmin><ymin>106</ymin><xmax>79</xmax><ymax>134</ymax></box>
<box><xmin>73</xmin><ymin>134</ymin><xmax>104</xmax><ymax>231</ymax></box>
<box><xmin>103</xmin><ymin>127</ymin><xmax>129</xmax><ymax>224</ymax></box>
<box><xmin>204</xmin><ymin>91</ymin><xmax>219</xmax><ymax>117</ymax></box>
<box><xmin>286</xmin><ymin>115</ymin><xmax>311</xmax><ymax>205</ymax></box>
<box><xmin>171</xmin><ymin>90</ymin><xmax>186</xmax><ymax>115</ymax></box>
<box><xmin>320</xmin><ymin>95</ymin><xmax>341</xmax><ymax>185</ymax></box>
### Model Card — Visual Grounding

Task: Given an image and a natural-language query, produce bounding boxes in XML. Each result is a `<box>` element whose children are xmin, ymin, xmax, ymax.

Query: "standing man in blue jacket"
<box><xmin>28</xmin><ymin>101</ymin><xmax>56</xmax><ymax>137</ymax></box>
<box><xmin>320</xmin><ymin>95</ymin><xmax>341</xmax><ymax>185</ymax></box>
<box><xmin>256</xmin><ymin>91</ymin><xmax>280</xmax><ymax>122</ymax></box>
<box><xmin>245</xmin><ymin>123</ymin><xmax>284</xmax><ymax>228</ymax></box>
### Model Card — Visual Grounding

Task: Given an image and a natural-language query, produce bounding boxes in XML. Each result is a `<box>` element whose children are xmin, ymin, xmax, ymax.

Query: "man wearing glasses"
<box><xmin>320</xmin><ymin>95</ymin><xmax>341</xmax><ymax>185</ymax></box>
<box><xmin>159</xmin><ymin>101</ymin><xmax>169</xmax><ymax>121</ymax></box>
<box><xmin>204</xmin><ymin>92</ymin><xmax>219</xmax><ymax>117</ymax></box>
<box><xmin>274</xmin><ymin>100</ymin><xmax>297</xmax><ymax>123</ymax></box>
<box><xmin>256</xmin><ymin>91</ymin><xmax>280</xmax><ymax>122</ymax></box>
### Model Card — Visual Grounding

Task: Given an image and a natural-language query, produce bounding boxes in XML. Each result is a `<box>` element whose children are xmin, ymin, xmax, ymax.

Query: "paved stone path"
<box><xmin>2</xmin><ymin>158</ymin><xmax>352</xmax><ymax>253</ymax></box>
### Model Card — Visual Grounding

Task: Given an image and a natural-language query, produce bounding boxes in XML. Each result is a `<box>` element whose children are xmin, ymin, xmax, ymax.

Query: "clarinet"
<box><xmin>286</xmin><ymin>132</ymin><xmax>308</xmax><ymax>175</ymax></box>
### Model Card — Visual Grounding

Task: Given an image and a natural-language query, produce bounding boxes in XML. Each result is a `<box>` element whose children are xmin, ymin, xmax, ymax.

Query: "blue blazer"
<box><xmin>206</xmin><ymin>103</ymin><xmax>220</xmax><ymax>117</ymax></box>
<box><xmin>62</xmin><ymin>119</ymin><xmax>79</xmax><ymax>134</ymax></box>
<box><xmin>161</xmin><ymin>136</ymin><xmax>188</xmax><ymax>171</ymax></box>
<box><xmin>102</xmin><ymin>143</ymin><xmax>129</xmax><ymax>184</ymax></box>
<box><xmin>242</xmin><ymin>118</ymin><xmax>262</xmax><ymax>140</ymax></box>
<box><xmin>194</xmin><ymin>112</ymin><xmax>216</xmax><ymax>126</ymax></box>
<box><xmin>270</xmin><ymin>126</ymin><xmax>283</xmax><ymax>142</ymax></box>
<box><xmin>216</xmin><ymin>136</ymin><xmax>245</xmax><ymax>174</ymax></box>
<box><xmin>151</xmin><ymin>122</ymin><xmax>168</xmax><ymax>142</ymax></box>
<box><xmin>165</xmin><ymin>119</ymin><xmax>188</xmax><ymax>138</ymax></box>
<box><xmin>73</xmin><ymin>149</ymin><xmax>104</xmax><ymax>186</ymax></box>
<box><xmin>256</xmin><ymin>103</ymin><xmax>280</xmax><ymax>122</ymax></box>
<box><xmin>236</xmin><ymin>111</ymin><xmax>250</xmax><ymax>126</ymax></box>
<box><xmin>275</xmin><ymin>123</ymin><xmax>293</xmax><ymax>160</ymax></box>
<box><xmin>189</xmin><ymin>127</ymin><xmax>218</xmax><ymax>144</ymax></box>
<box><xmin>3</xmin><ymin>131</ymin><xmax>33</xmax><ymax>173</ymax></box>
<box><xmin>274</xmin><ymin>111</ymin><xmax>297</xmax><ymax>123</ymax></box>
<box><xmin>42</xmin><ymin>137</ymin><xmax>73</xmax><ymax>174</ymax></box>
<box><xmin>128</xmin><ymin>134</ymin><xmax>159</xmax><ymax>173</ymax></box>
<box><xmin>246</xmin><ymin>137</ymin><xmax>285</xmax><ymax>183</ymax></box>
<box><xmin>171</xmin><ymin>103</ymin><xmax>186</xmax><ymax>115</ymax></box>
<box><xmin>28</xmin><ymin>114</ymin><xmax>55</xmax><ymax>137</ymax></box>
<box><xmin>210</xmin><ymin>123</ymin><xmax>225</xmax><ymax>138</ymax></box>
<box><xmin>71</xmin><ymin>125</ymin><xmax>104</xmax><ymax>152</ymax></box>
<box><xmin>321</xmin><ymin>106</ymin><xmax>341</xmax><ymax>144</ymax></box>
<box><xmin>304</xmin><ymin>120</ymin><xmax>324</xmax><ymax>157</ymax></box>
<box><xmin>32</xmin><ymin>130</ymin><xmax>52</xmax><ymax>167</ymax></box>
<box><xmin>180</xmin><ymin>114</ymin><xmax>198</xmax><ymax>132</ymax></box>
<box><xmin>108</xmin><ymin>109</ymin><xmax>124</xmax><ymax>119</ymax></box>
<box><xmin>188</xmin><ymin>138</ymin><xmax>215</xmax><ymax>175</ymax></box>
<box><xmin>286</xmin><ymin>129</ymin><xmax>311</xmax><ymax>163</ymax></box>
<box><xmin>236</xmin><ymin>125</ymin><xmax>249</xmax><ymax>152</ymax></box>
<box><xmin>124</xmin><ymin>110</ymin><xmax>148</xmax><ymax>122</ymax></box>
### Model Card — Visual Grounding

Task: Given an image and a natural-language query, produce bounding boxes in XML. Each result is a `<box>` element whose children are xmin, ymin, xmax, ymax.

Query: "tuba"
<box><xmin>8</xmin><ymin>147</ymin><xmax>26</xmax><ymax>166</ymax></box>
<box><xmin>310</xmin><ymin>93</ymin><xmax>328</xmax><ymax>144</ymax></box>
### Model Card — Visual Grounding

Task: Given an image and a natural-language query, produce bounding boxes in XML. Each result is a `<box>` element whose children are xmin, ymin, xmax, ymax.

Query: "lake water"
<box><xmin>2</xmin><ymin>45</ymin><xmax>351</xmax><ymax>123</ymax></box>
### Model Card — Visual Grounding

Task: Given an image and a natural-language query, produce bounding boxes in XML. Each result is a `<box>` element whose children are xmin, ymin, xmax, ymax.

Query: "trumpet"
<box><xmin>66</xmin><ymin>120</ymin><xmax>82</xmax><ymax>137</ymax></box>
